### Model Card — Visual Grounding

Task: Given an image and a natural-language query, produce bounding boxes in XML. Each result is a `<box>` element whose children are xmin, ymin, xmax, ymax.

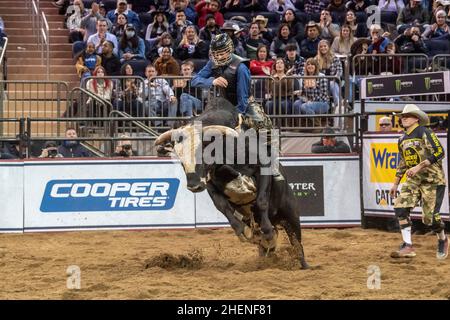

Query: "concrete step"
<box><xmin>6</xmin><ymin>90</ymin><xmax>69</xmax><ymax>100</ymax></box>
<box><xmin>2</xmin><ymin>7</ymin><xmax>60</xmax><ymax>15</ymax></box>
<box><xmin>5</xmin><ymin>43</ymin><xmax>73</xmax><ymax>51</ymax></box>
<box><xmin>1</xmin><ymin>14</ymin><xmax>65</xmax><ymax>22</ymax></box>
<box><xmin>5</xmin><ymin>20</ymin><xmax>64</xmax><ymax>29</ymax></box>
<box><xmin>6</xmin><ymin>82</ymin><xmax>72</xmax><ymax>92</ymax></box>
<box><xmin>8</xmin><ymin>73</ymin><xmax>79</xmax><ymax>81</ymax></box>
<box><xmin>8</xmin><ymin>58</ymin><xmax>74</xmax><ymax>66</ymax></box>
<box><xmin>2</xmin><ymin>100</ymin><xmax>67</xmax><ymax>113</ymax></box>
<box><xmin>8</xmin><ymin>35</ymin><xmax>70</xmax><ymax>44</ymax></box>
<box><xmin>0</xmin><ymin>1</ymin><xmax>56</xmax><ymax>8</ymax></box>
<box><xmin>6</xmin><ymin>28</ymin><xmax>68</xmax><ymax>37</ymax></box>
<box><xmin>8</xmin><ymin>65</ymin><xmax>75</xmax><ymax>75</ymax></box>
<box><xmin>6</xmin><ymin>50</ymin><xmax>72</xmax><ymax>59</ymax></box>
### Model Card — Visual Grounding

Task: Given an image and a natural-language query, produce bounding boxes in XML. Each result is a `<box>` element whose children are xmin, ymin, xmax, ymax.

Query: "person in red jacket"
<box><xmin>195</xmin><ymin>0</ymin><xmax>224</xmax><ymax>29</ymax></box>
<box><xmin>250</xmin><ymin>44</ymin><xmax>273</xmax><ymax>76</ymax></box>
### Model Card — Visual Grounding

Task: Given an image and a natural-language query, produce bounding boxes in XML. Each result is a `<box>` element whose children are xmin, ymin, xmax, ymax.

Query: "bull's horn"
<box><xmin>154</xmin><ymin>129</ymin><xmax>174</xmax><ymax>146</ymax></box>
<box><xmin>203</xmin><ymin>125</ymin><xmax>239</xmax><ymax>137</ymax></box>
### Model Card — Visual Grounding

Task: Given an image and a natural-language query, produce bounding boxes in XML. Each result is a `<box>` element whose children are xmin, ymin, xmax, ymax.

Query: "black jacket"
<box><xmin>58</xmin><ymin>142</ymin><xmax>91</xmax><ymax>158</ymax></box>
<box><xmin>311</xmin><ymin>140</ymin><xmax>351</xmax><ymax>153</ymax></box>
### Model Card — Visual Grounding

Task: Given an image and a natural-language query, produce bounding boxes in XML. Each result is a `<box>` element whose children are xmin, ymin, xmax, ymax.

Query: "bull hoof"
<box><xmin>300</xmin><ymin>260</ymin><xmax>310</xmax><ymax>270</ymax></box>
<box><xmin>237</xmin><ymin>226</ymin><xmax>253</xmax><ymax>242</ymax></box>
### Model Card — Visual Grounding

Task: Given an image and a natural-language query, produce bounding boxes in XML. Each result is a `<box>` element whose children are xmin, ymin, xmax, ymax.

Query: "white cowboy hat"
<box><xmin>395</xmin><ymin>104</ymin><xmax>429</xmax><ymax>126</ymax></box>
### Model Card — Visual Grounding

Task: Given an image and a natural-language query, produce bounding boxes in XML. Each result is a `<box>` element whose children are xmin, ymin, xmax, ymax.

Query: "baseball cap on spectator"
<box><xmin>118</xmin><ymin>0</ymin><xmax>127</xmax><ymax>4</ymax></box>
<box><xmin>221</xmin><ymin>22</ymin><xmax>243</xmax><ymax>35</ymax></box>
<box><xmin>125</xmin><ymin>23</ymin><xmax>135</xmax><ymax>30</ymax></box>
<box><xmin>205</xmin><ymin>14</ymin><xmax>216</xmax><ymax>22</ymax></box>
<box><xmin>322</xmin><ymin>127</ymin><xmax>335</xmax><ymax>137</ymax></box>
<box><xmin>44</xmin><ymin>141</ymin><xmax>58</xmax><ymax>148</ymax></box>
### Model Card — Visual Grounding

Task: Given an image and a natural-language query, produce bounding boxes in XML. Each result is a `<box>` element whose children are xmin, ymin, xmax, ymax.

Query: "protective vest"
<box><xmin>211</xmin><ymin>54</ymin><xmax>249</xmax><ymax>106</ymax></box>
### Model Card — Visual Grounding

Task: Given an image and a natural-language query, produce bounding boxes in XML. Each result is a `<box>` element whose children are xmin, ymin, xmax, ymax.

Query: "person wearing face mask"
<box><xmin>57</xmin><ymin>128</ymin><xmax>92</xmax><ymax>158</ymax></box>
<box><xmin>119</xmin><ymin>24</ymin><xmax>146</xmax><ymax>63</ymax></box>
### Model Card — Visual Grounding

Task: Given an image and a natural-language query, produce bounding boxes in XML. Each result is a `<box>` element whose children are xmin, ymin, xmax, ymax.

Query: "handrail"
<box><xmin>0</xmin><ymin>37</ymin><xmax>8</xmax><ymax>67</ymax></box>
<box><xmin>109</xmin><ymin>110</ymin><xmax>160</xmax><ymax>137</ymax></box>
<box><xmin>31</xmin><ymin>0</ymin><xmax>40</xmax><ymax>39</ymax></box>
<box><xmin>41</xmin><ymin>11</ymin><xmax>50</xmax><ymax>80</ymax></box>
<box><xmin>431</xmin><ymin>54</ymin><xmax>450</xmax><ymax>71</ymax></box>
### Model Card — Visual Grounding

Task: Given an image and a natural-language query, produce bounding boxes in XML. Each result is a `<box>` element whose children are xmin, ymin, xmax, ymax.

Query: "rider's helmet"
<box><xmin>210</xmin><ymin>33</ymin><xmax>234</xmax><ymax>66</ymax></box>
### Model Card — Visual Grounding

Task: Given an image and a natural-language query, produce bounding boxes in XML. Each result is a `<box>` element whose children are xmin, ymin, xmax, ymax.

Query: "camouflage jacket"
<box><xmin>396</xmin><ymin>124</ymin><xmax>446</xmax><ymax>185</ymax></box>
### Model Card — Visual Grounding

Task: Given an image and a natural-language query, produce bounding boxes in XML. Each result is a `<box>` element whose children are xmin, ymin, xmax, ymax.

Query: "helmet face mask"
<box><xmin>210</xmin><ymin>34</ymin><xmax>234</xmax><ymax>66</ymax></box>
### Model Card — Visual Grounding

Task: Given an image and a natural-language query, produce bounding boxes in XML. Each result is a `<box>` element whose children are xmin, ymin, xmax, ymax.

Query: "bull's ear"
<box><xmin>156</xmin><ymin>143</ymin><xmax>174</xmax><ymax>157</ymax></box>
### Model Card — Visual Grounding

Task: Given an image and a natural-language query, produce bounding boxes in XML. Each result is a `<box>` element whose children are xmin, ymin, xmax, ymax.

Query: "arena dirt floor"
<box><xmin>0</xmin><ymin>227</ymin><xmax>449</xmax><ymax>300</ymax></box>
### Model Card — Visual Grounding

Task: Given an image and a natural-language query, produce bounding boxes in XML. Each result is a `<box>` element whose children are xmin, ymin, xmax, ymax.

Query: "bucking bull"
<box><xmin>154</xmin><ymin>97</ymin><xmax>309</xmax><ymax>269</ymax></box>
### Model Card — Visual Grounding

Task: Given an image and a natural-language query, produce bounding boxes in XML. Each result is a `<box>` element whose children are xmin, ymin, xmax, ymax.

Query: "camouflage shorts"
<box><xmin>394</xmin><ymin>181</ymin><xmax>446</xmax><ymax>225</ymax></box>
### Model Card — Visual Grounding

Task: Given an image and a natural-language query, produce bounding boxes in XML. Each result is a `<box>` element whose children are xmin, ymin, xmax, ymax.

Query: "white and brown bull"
<box><xmin>154</xmin><ymin>97</ymin><xmax>309</xmax><ymax>268</ymax></box>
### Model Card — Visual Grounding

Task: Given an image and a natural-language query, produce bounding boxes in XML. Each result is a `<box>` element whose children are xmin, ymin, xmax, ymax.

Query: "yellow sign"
<box><xmin>375</xmin><ymin>109</ymin><xmax>448</xmax><ymax>131</ymax></box>
<box><xmin>370</xmin><ymin>143</ymin><xmax>406</xmax><ymax>183</ymax></box>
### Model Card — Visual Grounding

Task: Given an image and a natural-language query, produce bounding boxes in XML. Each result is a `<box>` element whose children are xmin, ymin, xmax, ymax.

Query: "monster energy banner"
<box><xmin>361</xmin><ymin>71</ymin><xmax>450</xmax><ymax>99</ymax></box>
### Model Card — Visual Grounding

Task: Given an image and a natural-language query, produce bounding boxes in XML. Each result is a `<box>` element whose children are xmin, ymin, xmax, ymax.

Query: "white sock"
<box><xmin>436</xmin><ymin>230</ymin><xmax>447</xmax><ymax>241</ymax></box>
<box><xmin>401</xmin><ymin>227</ymin><xmax>412</xmax><ymax>245</ymax></box>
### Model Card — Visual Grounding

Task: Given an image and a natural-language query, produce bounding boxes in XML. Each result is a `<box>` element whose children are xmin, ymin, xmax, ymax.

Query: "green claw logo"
<box><xmin>395</xmin><ymin>79</ymin><xmax>401</xmax><ymax>93</ymax></box>
<box><xmin>425</xmin><ymin>77</ymin><xmax>431</xmax><ymax>90</ymax></box>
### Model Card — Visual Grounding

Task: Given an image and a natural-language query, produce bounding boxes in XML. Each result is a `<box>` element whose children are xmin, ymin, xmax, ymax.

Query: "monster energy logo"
<box><xmin>395</xmin><ymin>79</ymin><xmax>401</xmax><ymax>93</ymax></box>
<box><xmin>424</xmin><ymin>77</ymin><xmax>431</xmax><ymax>90</ymax></box>
<box><xmin>368</xmin><ymin>81</ymin><xmax>373</xmax><ymax>95</ymax></box>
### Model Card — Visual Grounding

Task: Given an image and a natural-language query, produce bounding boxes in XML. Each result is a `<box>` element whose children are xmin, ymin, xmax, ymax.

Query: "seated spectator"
<box><xmin>66</xmin><ymin>0</ymin><xmax>87</xmax><ymax>43</ymax></box>
<box><xmin>154</xmin><ymin>46</ymin><xmax>181</xmax><ymax>76</ymax></box>
<box><xmin>300</xmin><ymin>21</ymin><xmax>321</xmax><ymax>59</ymax></box>
<box><xmin>86</xmin><ymin>66</ymin><xmax>113</xmax><ymax>117</ymax></box>
<box><xmin>394</xmin><ymin>26</ymin><xmax>428</xmax><ymax>54</ymax></box>
<box><xmin>378</xmin><ymin>0</ymin><xmax>405</xmax><ymax>13</ymax></box>
<box><xmin>58</xmin><ymin>128</ymin><xmax>92</xmax><ymax>158</ymax></box>
<box><xmin>221</xmin><ymin>22</ymin><xmax>246</xmax><ymax>57</ymax></box>
<box><xmin>422</xmin><ymin>9</ymin><xmax>450</xmax><ymax>40</ymax></box>
<box><xmin>75</xmin><ymin>42</ymin><xmax>102</xmax><ymax>80</ymax></box>
<box><xmin>346</xmin><ymin>0</ymin><xmax>371</xmax><ymax>12</ymax></box>
<box><xmin>199</xmin><ymin>14</ymin><xmax>222</xmax><ymax>44</ymax></box>
<box><xmin>328</xmin><ymin>0</ymin><xmax>346</xmax><ymax>23</ymax></box>
<box><xmin>148</xmin><ymin>32</ymin><xmax>175</xmax><ymax>62</ymax></box>
<box><xmin>252</xmin><ymin>15</ymin><xmax>274</xmax><ymax>43</ymax></box>
<box><xmin>145</xmin><ymin>10</ymin><xmax>170</xmax><ymax>43</ymax></box>
<box><xmin>168</xmin><ymin>0</ymin><xmax>197</xmax><ymax>24</ymax></box>
<box><xmin>378</xmin><ymin>116</ymin><xmax>394</xmax><ymax>132</ymax></box>
<box><xmin>141</xmin><ymin>64</ymin><xmax>178</xmax><ymax>126</ymax></box>
<box><xmin>115</xmin><ymin>63</ymin><xmax>143</xmax><ymax>116</ymax></box>
<box><xmin>311</xmin><ymin>127</ymin><xmax>351</xmax><ymax>153</ymax></box>
<box><xmin>331</xmin><ymin>23</ymin><xmax>356</xmax><ymax>55</ymax></box>
<box><xmin>113</xmin><ymin>135</ymin><xmax>137</xmax><ymax>157</ymax></box>
<box><xmin>397</xmin><ymin>0</ymin><xmax>430</xmax><ymax>34</ymax></box>
<box><xmin>250</xmin><ymin>44</ymin><xmax>273</xmax><ymax>76</ymax></box>
<box><xmin>367</xmin><ymin>24</ymin><xmax>390</xmax><ymax>54</ymax></box>
<box><xmin>293</xmin><ymin>58</ymin><xmax>330</xmax><ymax>116</ymax></box>
<box><xmin>267</xmin><ymin>0</ymin><xmax>296</xmax><ymax>16</ymax></box>
<box><xmin>265</xmin><ymin>58</ymin><xmax>295</xmax><ymax>115</ymax></box>
<box><xmin>379</xmin><ymin>42</ymin><xmax>403</xmax><ymax>75</ymax></box>
<box><xmin>80</xmin><ymin>3</ymin><xmax>111</xmax><ymax>43</ymax></box>
<box><xmin>38</xmin><ymin>141</ymin><xmax>63</xmax><ymax>158</ymax></box>
<box><xmin>107</xmin><ymin>0</ymin><xmax>141</xmax><ymax>31</ymax></box>
<box><xmin>244</xmin><ymin>22</ymin><xmax>271</xmax><ymax>60</ymax></box>
<box><xmin>344</xmin><ymin>9</ymin><xmax>367</xmax><ymax>38</ymax></box>
<box><xmin>195</xmin><ymin>0</ymin><xmax>224</xmax><ymax>29</ymax></box>
<box><xmin>316</xmin><ymin>39</ymin><xmax>343</xmax><ymax>106</ymax></box>
<box><xmin>176</xmin><ymin>25</ymin><xmax>209</xmax><ymax>60</ymax></box>
<box><xmin>222</xmin><ymin>0</ymin><xmax>244</xmax><ymax>13</ymax></box>
<box><xmin>241</xmin><ymin>0</ymin><xmax>268</xmax><ymax>12</ymax></box>
<box><xmin>173</xmin><ymin>61</ymin><xmax>203</xmax><ymax>116</ymax></box>
<box><xmin>269</xmin><ymin>23</ymin><xmax>300</xmax><ymax>59</ymax></box>
<box><xmin>302</xmin><ymin>0</ymin><xmax>329</xmax><ymax>22</ymax></box>
<box><xmin>318</xmin><ymin>9</ymin><xmax>340</xmax><ymax>43</ymax></box>
<box><xmin>170</xmin><ymin>9</ymin><xmax>194</xmax><ymax>44</ymax></box>
<box><xmin>1</xmin><ymin>136</ymin><xmax>25</xmax><ymax>159</ymax></box>
<box><xmin>87</xmin><ymin>18</ymin><xmax>119</xmax><ymax>56</ymax></box>
<box><xmin>101</xmin><ymin>41</ymin><xmax>122</xmax><ymax>76</ymax></box>
<box><xmin>282</xmin><ymin>9</ymin><xmax>306</xmax><ymax>43</ymax></box>
<box><xmin>284</xmin><ymin>43</ymin><xmax>306</xmax><ymax>75</ymax></box>
<box><xmin>118</xmin><ymin>24</ymin><xmax>146</xmax><ymax>64</ymax></box>
<box><xmin>111</xmin><ymin>13</ymin><xmax>128</xmax><ymax>40</ymax></box>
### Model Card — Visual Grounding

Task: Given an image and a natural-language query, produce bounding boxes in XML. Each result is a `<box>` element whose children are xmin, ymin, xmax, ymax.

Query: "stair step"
<box><xmin>0</xmin><ymin>1</ymin><xmax>57</xmax><ymax>8</ymax></box>
<box><xmin>8</xmin><ymin>58</ymin><xmax>74</xmax><ymax>66</ymax></box>
<box><xmin>1</xmin><ymin>7</ymin><xmax>60</xmax><ymax>15</ymax></box>
<box><xmin>6</xmin><ymin>82</ymin><xmax>72</xmax><ymax>92</ymax></box>
<box><xmin>8</xmin><ymin>65</ymin><xmax>76</xmax><ymax>74</ymax></box>
<box><xmin>8</xmin><ymin>73</ymin><xmax>79</xmax><ymax>81</ymax></box>
<box><xmin>6</xmin><ymin>90</ymin><xmax>69</xmax><ymax>100</ymax></box>
<box><xmin>5</xmin><ymin>43</ymin><xmax>73</xmax><ymax>51</ymax></box>
<box><xmin>6</xmin><ymin>50</ymin><xmax>72</xmax><ymax>59</ymax></box>
<box><xmin>6</xmin><ymin>28</ymin><xmax>69</xmax><ymax>37</ymax></box>
<box><xmin>5</xmin><ymin>20</ymin><xmax>63</xmax><ymax>29</ymax></box>
<box><xmin>8</xmin><ymin>35</ymin><xmax>70</xmax><ymax>44</ymax></box>
<box><xmin>2</xmin><ymin>100</ymin><xmax>67</xmax><ymax>113</ymax></box>
<box><xmin>1</xmin><ymin>14</ymin><xmax>65</xmax><ymax>22</ymax></box>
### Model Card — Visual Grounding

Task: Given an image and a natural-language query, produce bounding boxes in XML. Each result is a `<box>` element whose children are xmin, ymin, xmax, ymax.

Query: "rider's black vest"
<box><xmin>211</xmin><ymin>54</ymin><xmax>249</xmax><ymax>106</ymax></box>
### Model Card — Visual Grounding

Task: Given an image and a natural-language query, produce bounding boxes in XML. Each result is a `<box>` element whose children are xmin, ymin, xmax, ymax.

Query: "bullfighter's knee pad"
<box><xmin>394</xmin><ymin>208</ymin><xmax>411</xmax><ymax>229</ymax></box>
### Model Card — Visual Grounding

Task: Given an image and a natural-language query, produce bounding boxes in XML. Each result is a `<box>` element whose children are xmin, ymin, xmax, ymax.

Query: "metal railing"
<box><xmin>431</xmin><ymin>54</ymin><xmax>450</xmax><ymax>71</ymax></box>
<box><xmin>29</xmin><ymin>0</ymin><xmax>50</xmax><ymax>79</ymax></box>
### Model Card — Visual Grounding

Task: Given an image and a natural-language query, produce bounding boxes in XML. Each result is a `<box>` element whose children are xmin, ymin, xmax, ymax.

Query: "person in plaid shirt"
<box><xmin>302</xmin><ymin>0</ymin><xmax>330</xmax><ymax>21</ymax></box>
<box><xmin>293</xmin><ymin>58</ymin><xmax>330</xmax><ymax>115</ymax></box>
